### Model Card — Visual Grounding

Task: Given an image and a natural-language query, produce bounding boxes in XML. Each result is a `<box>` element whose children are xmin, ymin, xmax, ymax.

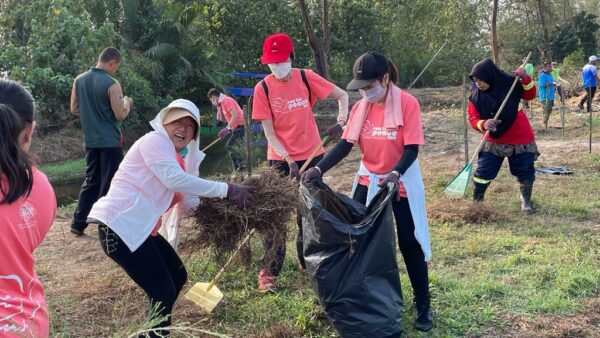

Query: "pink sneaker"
<box><xmin>258</xmin><ymin>268</ymin><xmax>276</xmax><ymax>292</ymax></box>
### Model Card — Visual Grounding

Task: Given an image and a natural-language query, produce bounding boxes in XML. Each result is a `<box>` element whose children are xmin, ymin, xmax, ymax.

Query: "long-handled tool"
<box><xmin>408</xmin><ymin>40</ymin><xmax>448</xmax><ymax>89</ymax></box>
<box><xmin>299</xmin><ymin>135</ymin><xmax>330</xmax><ymax>174</ymax></box>
<box><xmin>444</xmin><ymin>52</ymin><xmax>532</xmax><ymax>198</ymax></box>
<box><xmin>185</xmin><ymin>228</ymin><xmax>257</xmax><ymax>313</ymax></box>
<box><xmin>201</xmin><ymin>137</ymin><xmax>221</xmax><ymax>152</ymax></box>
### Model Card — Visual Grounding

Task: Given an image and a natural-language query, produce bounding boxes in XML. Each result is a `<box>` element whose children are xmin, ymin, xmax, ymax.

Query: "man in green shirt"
<box><xmin>69</xmin><ymin>47</ymin><xmax>133</xmax><ymax>235</ymax></box>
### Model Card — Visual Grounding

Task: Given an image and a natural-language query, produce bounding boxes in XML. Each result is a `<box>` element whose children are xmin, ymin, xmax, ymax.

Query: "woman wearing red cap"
<box><xmin>301</xmin><ymin>51</ymin><xmax>433</xmax><ymax>332</ymax></box>
<box><xmin>252</xmin><ymin>32</ymin><xmax>349</xmax><ymax>291</ymax></box>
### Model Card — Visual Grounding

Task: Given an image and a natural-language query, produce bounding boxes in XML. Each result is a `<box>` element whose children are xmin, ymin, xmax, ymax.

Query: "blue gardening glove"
<box><xmin>218</xmin><ymin>127</ymin><xmax>232</xmax><ymax>140</ymax></box>
<box><xmin>226</xmin><ymin>183</ymin><xmax>255</xmax><ymax>209</ymax></box>
<box><xmin>377</xmin><ymin>172</ymin><xmax>400</xmax><ymax>188</ymax></box>
<box><xmin>483</xmin><ymin>119</ymin><xmax>501</xmax><ymax>132</ymax></box>
<box><xmin>322</xmin><ymin>123</ymin><xmax>343</xmax><ymax>139</ymax></box>
<box><xmin>515</xmin><ymin>66</ymin><xmax>527</xmax><ymax>79</ymax></box>
<box><xmin>301</xmin><ymin>167</ymin><xmax>322</xmax><ymax>183</ymax></box>
<box><xmin>288</xmin><ymin>162</ymin><xmax>300</xmax><ymax>180</ymax></box>
<box><xmin>378</xmin><ymin>171</ymin><xmax>401</xmax><ymax>201</ymax></box>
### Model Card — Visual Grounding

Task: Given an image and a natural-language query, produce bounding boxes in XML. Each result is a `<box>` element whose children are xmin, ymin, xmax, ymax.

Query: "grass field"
<box><xmin>40</xmin><ymin>103</ymin><xmax>599</xmax><ymax>337</ymax></box>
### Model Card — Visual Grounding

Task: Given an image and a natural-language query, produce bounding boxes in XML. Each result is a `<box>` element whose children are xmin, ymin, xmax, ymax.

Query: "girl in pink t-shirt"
<box><xmin>0</xmin><ymin>80</ymin><xmax>56</xmax><ymax>338</ymax></box>
<box><xmin>250</xmin><ymin>32</ymin><xmax>350</xmax><ymax>291</ymax></box>
<box><xmin>301</xmin><ymin>52</ymin><xmax>433</xmax><ymax>333</ymax></box>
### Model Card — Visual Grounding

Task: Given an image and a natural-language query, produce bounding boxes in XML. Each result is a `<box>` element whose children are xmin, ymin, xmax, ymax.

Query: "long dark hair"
<box><xmin>0</xmin><ymin>80</ymin><xmax>35</xmax><ymax>204</ymax></box>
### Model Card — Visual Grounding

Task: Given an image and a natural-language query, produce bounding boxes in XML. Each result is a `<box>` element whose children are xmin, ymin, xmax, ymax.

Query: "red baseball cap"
<box><xmin>261</xmin><ymin>33</ymin><xmax>294</xmax><ymax>64</ymax></box>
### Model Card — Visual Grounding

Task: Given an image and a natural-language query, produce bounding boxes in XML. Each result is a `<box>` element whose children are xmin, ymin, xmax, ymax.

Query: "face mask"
<box><xmin>268</xmin><ymin>62</ymin><xmax>292</xmax><ymax>79</ymax></box>
<box><xmin>359</xmin><ymin>83</ymin><xmax>385</xmax><ymax>103</ymax></box>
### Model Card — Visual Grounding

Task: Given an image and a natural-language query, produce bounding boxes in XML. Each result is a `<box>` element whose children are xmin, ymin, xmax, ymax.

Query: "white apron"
<box><xmin>351</xmin><ymin>160</ymin><xmax>432</xmax><ymax>261</ymax></box>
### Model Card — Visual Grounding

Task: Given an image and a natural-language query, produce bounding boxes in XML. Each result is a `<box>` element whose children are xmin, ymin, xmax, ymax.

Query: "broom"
<box><xmin>444</xmin><ymin>52</ymin><xmax>532</xmax><ymax>198</ymax></box>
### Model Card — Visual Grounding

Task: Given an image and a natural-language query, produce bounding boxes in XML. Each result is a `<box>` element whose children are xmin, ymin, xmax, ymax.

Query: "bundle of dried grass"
<box><xmin>191</xmin><ymin>167</ymin><xmax>299</xmax><ymax>265</ymax></box>
<box><xmin>428</xmin><ymin>198</ymin><xmax>506</xmax><ymax>224</ymax></box>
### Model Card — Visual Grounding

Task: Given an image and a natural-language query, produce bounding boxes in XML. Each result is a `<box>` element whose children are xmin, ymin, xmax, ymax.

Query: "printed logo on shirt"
<box><xmin>17</xmin><ymin>202</ymin><xmax>37</xmax><ymax>230</ymax></box>
<box><xmin>0</xmin><ymin>274</ymin><xmax>42</xmax><ymax>336</ymax></box>
<box><xmin>270</xmin><ymin>96</ymin><xmax>309</xmax><ymax>115</ymax></box>
<box><xmin>360</xmin><ymin>120</ymin><xmax>398</xmax><ymax>140</ymax></box>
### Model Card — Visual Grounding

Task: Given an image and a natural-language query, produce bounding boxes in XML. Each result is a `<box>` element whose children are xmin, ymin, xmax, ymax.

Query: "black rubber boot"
<box><xmin>414</xmin><ymin>302</ymin><xmax>434</xmax><ymax>332</ymax></box>
<box><xmin>473</xmin><ymin>181</ymin><xmax>489</xmax><ymax>202</ymax></box>
<box><xmin>519</xmin><ymin>180</ymin><xmax>534</xmax><ymax>213</ymax></box>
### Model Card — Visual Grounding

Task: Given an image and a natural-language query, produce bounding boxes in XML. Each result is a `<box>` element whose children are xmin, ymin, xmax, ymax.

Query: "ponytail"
<box><xmin>0</xmin><ymin>80</ymin><xmax>35</xmax><ymax>205</ymax></box>
<box><xmin>387</xmin><ymin>60</ymin><xmax>399</xmax><ymax>85</ymax></box>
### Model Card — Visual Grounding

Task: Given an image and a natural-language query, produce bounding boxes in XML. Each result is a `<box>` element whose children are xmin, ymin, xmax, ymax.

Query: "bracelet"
<box><xmin>314</xmin><ymin>166</ymin><xmax>322</xmax><ymax>174</ymax></box>
<box><xmin>391</xmin><ymin>170</ymin><xmax>401</xmax><ymax>177</ymax></box>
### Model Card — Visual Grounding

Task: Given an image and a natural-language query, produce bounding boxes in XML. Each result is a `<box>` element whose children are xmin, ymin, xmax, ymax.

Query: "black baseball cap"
<box><xmin>346</xmin><ymin>51</ymin><xmax>389</xmax><ymax>90</ymax></box>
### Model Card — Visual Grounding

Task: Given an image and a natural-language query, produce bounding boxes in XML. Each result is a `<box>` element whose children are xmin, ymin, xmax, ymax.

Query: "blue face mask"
<box><xmin>359</xmin><ymin>84</ymin><xmax>385</xmax><ymax>103</ymax></box>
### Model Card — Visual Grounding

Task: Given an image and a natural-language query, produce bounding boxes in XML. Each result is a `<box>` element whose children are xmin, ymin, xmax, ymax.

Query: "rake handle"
<box><xmin>207</xmin><ymin>228</ymin><xmax>257</xmax><ymax>291</ymax></box>
<box><xmin>202</xmin><ymin>137</ymin><xmax>221</xmax><ymax>152</ymax></box>
<box><xmin>468</xmin><ymin>51</ymin><xmax>532</xmax><ymax>165</ymax></box>
<box><xmin>299</xmin><ymin>136</ymin><xmax>329</xmax><ymax>174</ymax></box>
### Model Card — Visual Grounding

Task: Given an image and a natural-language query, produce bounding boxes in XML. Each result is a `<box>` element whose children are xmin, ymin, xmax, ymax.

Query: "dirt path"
<box><xmin>35</xmin><ymin>91</ymin><xmax>600</xmax><ymax>337</ymax></box>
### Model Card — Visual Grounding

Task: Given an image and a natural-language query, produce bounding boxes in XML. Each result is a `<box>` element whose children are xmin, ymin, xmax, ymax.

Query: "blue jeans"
<box><xmin>474</xmin><ymin>151</ymin><xmax>536</xmax><ymax>182</ymax></box>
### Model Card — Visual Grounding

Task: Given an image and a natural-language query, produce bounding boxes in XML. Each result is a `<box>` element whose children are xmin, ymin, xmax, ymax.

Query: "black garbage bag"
<box><xmin>299</xmin><ymin>180</ymin><xmax>403</xmax><ymax>338</ymax></box>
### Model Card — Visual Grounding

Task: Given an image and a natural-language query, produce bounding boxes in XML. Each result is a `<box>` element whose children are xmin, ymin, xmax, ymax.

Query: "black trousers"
<box><xmin>264</xmin><ymin>154</ymin><xmax>323</xmax><ymax>276</ymax></box>
<box><xmin>99</xmin><ymin>226</ymin><xmax>187</xmax><ymax>338</ymax></box>
<box><xmin>225</xmin><ymin>126</ymin><xmax>246</xmax><ymax>171</ymax></box>
<box><xmin>579</xmin><ymin>86</ymin><xmax>597</xmax><ymax>112</ymax></box>
<box><xmin>353</xmin><ymin>184</ymin><xmax>430</xmax><ymax>305</ymax></box>
<box><xmin>72</xmin><ymin>147</ymin><xmax>123</xmax><ymax>231</ymax></box>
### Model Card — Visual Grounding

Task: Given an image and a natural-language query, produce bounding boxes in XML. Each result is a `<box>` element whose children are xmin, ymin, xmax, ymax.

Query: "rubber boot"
<box><xmin>473</xmin><ymin>181</ymin><xmax>489</xmax><ymax>202</ymax></box>
<box><xmin>519</xmin><ymin>180</ymin><xmax>534</xmax><ymax>213</ymax></box>
<box><xmin>414</xmin><ymin>301</ymin><xmax>434</xmax><ymax>332</ymax></box>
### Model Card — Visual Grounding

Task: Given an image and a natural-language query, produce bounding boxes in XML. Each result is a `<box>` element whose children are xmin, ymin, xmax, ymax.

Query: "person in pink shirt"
<box><xmin>0</xmin><ymin>79</ymin><xmax>57</xmax><ymax>338</ymax></box>
<box><xmin>301</xmin><ymin>52</ymin><xmax>433</xmax><ymax>333</ymax></box>
<box><xmin>251</xmin><ymin>32</ymin><xmax>349</xmax><ymax>291</ymax></box>
<box><xmin>207</xmin><ymin>88</ymin><xmax>247</xmax><ymax>171</ymax></box>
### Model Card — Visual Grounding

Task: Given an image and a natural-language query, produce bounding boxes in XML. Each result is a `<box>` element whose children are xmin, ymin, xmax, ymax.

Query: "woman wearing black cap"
<box><xmin>468</xmin><ymin>59</ymin><xmax>538</xmax><ymax>211</ymax></box>
<box><xmin>301</xmin><ymin>51</ymin><xmax>433</xmax><ymax>332</ymax></box>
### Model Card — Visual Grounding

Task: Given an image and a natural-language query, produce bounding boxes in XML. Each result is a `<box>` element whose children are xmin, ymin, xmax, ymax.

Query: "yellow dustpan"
<box><xmin>185</xmin><ymin>228</ymin><xmax>256</xmax><ymax>313</ymax></box>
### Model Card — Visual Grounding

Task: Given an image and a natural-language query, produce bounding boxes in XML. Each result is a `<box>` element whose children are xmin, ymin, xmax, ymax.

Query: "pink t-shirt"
<box><xmin>151</xmin><ymin>153</ymin><xmax>185</xmax><ymax>236</ymax></box>
<box><xmin>252</xmin><ymin>68</ymin><xmax>334</xmax><ymax>161</ymax></box>
<box><xmin>342</xmin><ymin>91</ymin><xmax>424</xmax><ymax>197</ymax></box>
<box><xmin>0</xmin><ymin>167</ymin><xmax>56</xmax><ymax>338</ymax></box>
<box><xmin>220</xmin><ymin>96</ymin><xmax>244</xmax><ymax>130</ymax></box>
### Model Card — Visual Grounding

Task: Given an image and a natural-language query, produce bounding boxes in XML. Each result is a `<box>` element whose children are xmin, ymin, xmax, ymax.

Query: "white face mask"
<box><xmin>359</xmin><ymin>84</ymin><xmax>386</xmax><ymax>103</ymax></box>
<box><xmin>268</xmin><ymin>62</ymin><xmax>292</xmax><ymax>79</ymax></box>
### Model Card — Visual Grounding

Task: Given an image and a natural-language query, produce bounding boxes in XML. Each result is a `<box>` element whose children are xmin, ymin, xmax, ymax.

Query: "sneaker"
<box><xmin>578</xmin><ymin>104</ymin><xmax>584</xmax><ymax>110</ymax></box>
<box><xmin>70</xmin><ymin>228</ymin><xmax>84</xmax><ymax>236</ymax></box>
<box><xmin>414</xmin><ymin>303</ymin><xmax>434</xmax><ymax>332</ymax></box>
<box><xmin>258</xmin><ymin>268</ymin><xmax>275</xmax><ymax>292</ymax></box>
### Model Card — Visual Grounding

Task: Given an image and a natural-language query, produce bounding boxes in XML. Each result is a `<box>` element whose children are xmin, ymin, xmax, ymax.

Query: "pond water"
<box><xmin>53</xmin><ymin>139</ymin><xmax>236</xmax><ymax>207</ymax></box>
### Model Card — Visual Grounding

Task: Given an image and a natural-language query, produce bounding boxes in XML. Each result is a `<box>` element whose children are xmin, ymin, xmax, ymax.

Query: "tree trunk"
<box><xmin>536</xmin><ymin>0</ymin><xmax>550</xmax><ymax>60</ymax></box>
<box><xmin>298</xmin><ymin>0</ymin><xmax>330</xmax><ymax>79</ymax></box>
<box><xmin>491</xmin><ymin>0</ymin><xmax>499</xmax><ymax>64</ymax></box>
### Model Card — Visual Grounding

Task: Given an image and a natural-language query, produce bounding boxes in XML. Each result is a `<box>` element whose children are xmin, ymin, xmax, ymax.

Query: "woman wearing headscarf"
<box><xmin>0</xmin><ymin>80</ymin><xmax>56</xmax><ymax>338</ymax></box>
<box><xmin>302</xmin><ymin>51</ymin><xmax>433</xmax><ymax>333</ymax></box>
<box><xmin>88</xmin><ymin>99</ymin><xmax>254</xmax><ymax>337</ymax></box>
<box><xmin>468</xmin><ymin>59</ymin><xmax>538</xmax><ymax>211</ymax></box>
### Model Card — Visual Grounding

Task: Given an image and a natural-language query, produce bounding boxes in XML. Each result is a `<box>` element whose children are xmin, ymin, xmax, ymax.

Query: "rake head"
<box><xmin>185</xmin><ymin>282</ymin><xmax>224</xmax><ymax>313</ymax></box>
<box><xmin>443</xmin><ymin>163</ymin><xmax>472</xmax><ymax>198</ymax></box>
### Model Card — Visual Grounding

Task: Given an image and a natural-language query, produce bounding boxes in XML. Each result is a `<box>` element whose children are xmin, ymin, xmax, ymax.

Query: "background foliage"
<box><xmin>0</xmin><ymin>0</ymin><xmax>598</xmax><ymax>135</ymax></box>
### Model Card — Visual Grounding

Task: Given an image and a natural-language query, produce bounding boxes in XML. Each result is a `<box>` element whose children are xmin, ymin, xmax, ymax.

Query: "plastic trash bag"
<box><xmin>300</xmin><ymin>180</ymin><xmax>403</xmax><ymax>338</ymax></box>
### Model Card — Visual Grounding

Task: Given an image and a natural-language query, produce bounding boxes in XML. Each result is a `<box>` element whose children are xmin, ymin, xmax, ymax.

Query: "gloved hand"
<box><xmin>226</xmin><ymin>183</ymin><xmax>255</xmax><ymax>209</ymax></box>
<box><xmin>377</xmin><ymin>171</ymin><xmax>400</xmax><ymax>188</ymax></box>
<box><xmin>483</xmin><ymin>119</ymin><xmax>501</xmax><ymax>132</ymax></box>
<box><xmin>322</xmin><ymin>123</ymin><xmax>343</xmax><ymax>139</ymax></box>
<box><xmin>515</xmin><ymin>66</ymin><xmax>527</xmax><ymax>79</ymax></box>
<box><xmin>218</xmin><ymin>128</ymin><xmax>232</xmax><ymax>140</ymax></box>
<box><xmin>301</xmin><ymin>167</ymin><xmax>322</xmax><ymax>183</ymax></box>
<box><xmin>288</xmin><ymin>162</ymin><xmax>300</xmax><ymax>180</ymax></box>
